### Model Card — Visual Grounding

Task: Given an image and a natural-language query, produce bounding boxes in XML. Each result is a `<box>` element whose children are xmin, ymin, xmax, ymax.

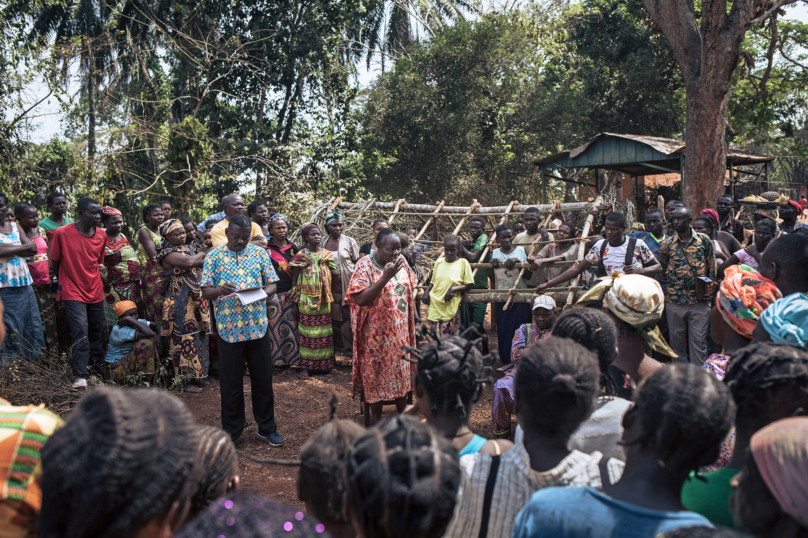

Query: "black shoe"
<box><xmin>255</xmin><ymin>431</ymin><xmax>285</xmax><ymax>447</ymax></box>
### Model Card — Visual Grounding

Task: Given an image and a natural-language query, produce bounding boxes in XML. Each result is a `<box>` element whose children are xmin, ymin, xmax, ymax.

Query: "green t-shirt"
<box><xmin>680</xmin><ymin>467</ymin><xmax>740</xmax><ymax>529</ymax></box>
<box><xmin>471</xmin><ymin>234</ymin><xmax>491</xmax><ymax>288</ymax></box>
<box><xmin>39</xmin><ymin>216</ymin><xmax>73</xmax><ymax>231</ymax></box>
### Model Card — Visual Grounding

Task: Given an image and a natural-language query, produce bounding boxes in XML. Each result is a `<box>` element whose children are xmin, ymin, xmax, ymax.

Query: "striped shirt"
<box><xmin>443</xmin><ymin>443</ymin><xmax>624</xmax><ymax>538</ymax></box>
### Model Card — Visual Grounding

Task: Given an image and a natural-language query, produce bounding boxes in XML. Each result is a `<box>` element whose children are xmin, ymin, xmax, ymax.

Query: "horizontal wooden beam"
<box><xmin>336</xmin><ymin>201</ymin><xmax>604</xmax><ymax>215</ymax></box>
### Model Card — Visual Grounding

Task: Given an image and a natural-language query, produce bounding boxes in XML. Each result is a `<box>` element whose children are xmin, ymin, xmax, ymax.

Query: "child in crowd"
<box><xmin>682</xmin><ymin>343</ymin><xmax>808</xmax><ymax>529</ymax></box>
<box><xmin>489</xmin><ymin>223</ymin><xmax>531</xmax><ymax>363</ymax></box>
<box><xmin>201</xmin><ymin>230</ymin><xmax>213</xmax><ymax>250</ymax></box>
<box><xmin>297</xmin><ymin>397</ymin><xmax>365</xmax><ymax>538</ymax></box>
<box><xmin>446</xmin><ymin>337</ymin><xmax>623</xmax><ymax>538</ymax></box>
<box><xmin>40</xmin><ymin>387</ymin><xmax>200</xmax><ymax>538</ymax></box>
<box><xmin>347</xmin><ymin>415</ymin><xmax>460</xmax><ymax>538</ymax></box>
<box><xmin>410</xmin><ymin>327</ymin><xmax>512</xmax><ymax>456</ymax></box>
<box><xmin>105</xmin><ymin>300</ymin><xmax>159</xmax><ymax>384</ymax></box>
<box><xmin>423</xmin><ymin>235</ymin><xmax>474</xmax><ymax>334</ymax></box>
<box><xmin>512</xmin><ymin>364</ymin><xmax>734</xmax><ymax>538</ymax></box>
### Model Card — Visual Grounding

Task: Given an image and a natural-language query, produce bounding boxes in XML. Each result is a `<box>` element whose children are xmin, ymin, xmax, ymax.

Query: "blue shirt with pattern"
<box><xmin>201</xmin><ymin>243</ymin><xmax>278</xmax><ymax>343</ymax></box>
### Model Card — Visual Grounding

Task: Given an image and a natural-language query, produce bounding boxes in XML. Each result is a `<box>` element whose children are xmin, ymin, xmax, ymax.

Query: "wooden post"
<box><xmin>387</xmin><ymin>199</ymin><xmax>406</xmax><ymax>225</ymax></box>
<box><xmin>343</xmin><ymin>198</ymin><xmax>376</xmax><ymax>233</ymax></box>
<box><xmin>657</xmin><ymin>195</ymin><xmax>664</xmax><ymax>212</ymax></box>
<box><xmin>502</xmin><ymin>201</ymin><xmax>560</xmax><ymax>310</ymax></box>
<box><xmin>329</xmin><ymin>197</ymin><xmax>342</xmax><ymax>211</ymax></box>
<box><xmin>413</xmin><ymin>201</ymin><xmax>446</xmax><ymax>242</ymax></box>
<box><xmin>563</xmin><ymin>196</ymin><xmax>601</xmax><ymax>309</ymax></box>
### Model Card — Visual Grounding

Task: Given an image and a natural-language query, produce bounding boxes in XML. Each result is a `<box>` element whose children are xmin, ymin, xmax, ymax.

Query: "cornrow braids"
<box><xmin>629</xmin><ymin>364</ymin><xmax>734</xmax><ymax>472</ymax></box>
<box><xmin>298</xmin><ymin>394</ymin><xmax>365</xmax><ymax>524</ymax></box>
<box><xmin>723</xmin><ymin>343</ymin><xmax>808</xmax><ymax>425</ymax></box>
<box><xmin>514</xmin><ymin>337</ymin><xmax>601</xmax><ymax>440</ymax></box>
<box><xmin>347</xmin><ymin>415</ymin><xmax>461</xmax><ymax>538</ymax></box>
<box><xmin>39</xmin><ymin>387</ymin><xmax>200</xmax><ymax>538</ymax></box>
<box><xmin>551</xmin><ymin>308</ymin><xmax>618</xmax><ymax>396</ymax></box>
<box><xmin>405</xmin><ymin>326</ymin><xmax>494</xmax><ymax>422</ymax></box>
<box><xmin>190</xmin><ymin>425</ymin><xmax>239</xmax><ymax>516</ymax></box>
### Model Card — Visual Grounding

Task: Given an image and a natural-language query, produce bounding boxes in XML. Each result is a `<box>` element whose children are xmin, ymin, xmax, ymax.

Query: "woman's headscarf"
<box><xmin>101</xmin><ymin>206</ymin><xmax>121</xmax><ymax>218</ymax></box>
<box><xmin>760</xmin><ymin>292</ymin><xmax>808</xmax><ymax>347</ymax></box>
<box><xmin>268</xmin><ymin>213</ymin><xmax>288</xmax><ymax>227</ymax></box>
<box><xmin>159</xmin><ymin>218</ymin><xmax>184</xmax><ymax>238</ymax></box>
<box><xmin>301</xmin><ymin>223</ymin><xmax>319</xmax><ymax>239</ymax></box>
<box><xmin>717</xmin><ymin>264</ymin><xmax>781</xmax><ymax>339</ymax></box>
<box><xmin>324</xmin><ymin>208</ymin><xmax>343</xmax><ymax>228</ymax></box>
<box><xmin>700</xmin><ymin>208</ymin><xmax>719</xmax><ymax>227</ymax></box>
<box><xmin>750</xmin><ymin>417</ymin><xmax>808</xmax><ymax>528</ymax></box>
<box><xmin>112</xmin><ymin>301</ymin><xmax>138</xmax><ymax>317</ymax></box>
<box><xmin>788</xmin><ymin>200</ymin><xmax>803</xmax><ymax>214</ymax></box>
<box><xmin>576</xmin><ymin>272</ymin><xmax>677</xmax><ymax>357</ymax></box>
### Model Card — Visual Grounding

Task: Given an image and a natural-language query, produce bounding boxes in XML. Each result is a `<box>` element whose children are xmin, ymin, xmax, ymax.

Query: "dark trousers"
<box><xmin>64</xmin><ymin>300</ymin><xmax>105</xmax><ymax>379</ymax></box>
<box><xmin>218</xmin><ymin>331</ymin><xmax>277</xmax><ymax>440</ymax></box>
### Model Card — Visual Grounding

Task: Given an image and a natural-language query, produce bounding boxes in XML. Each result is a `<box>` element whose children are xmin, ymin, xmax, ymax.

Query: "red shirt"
<box><xmin>50</xmin><ymin>223</ymin><xmax>106</xmax><ymax>303</ymax></box>
<box><xmin>800</xmin><ymin>199</ymin><xmax>807</xmax><ymax>210</ymax></box>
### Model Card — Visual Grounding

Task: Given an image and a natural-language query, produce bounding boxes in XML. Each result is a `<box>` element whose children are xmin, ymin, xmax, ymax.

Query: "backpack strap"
<box><xmin>598</xmin><ymin>456</ymin><xmax>613</xmax><ymax>488</ymax></box>
<box><xmin>477</xmin><ymin>455</ymin><xmax>501</xmax><ymax>538</ymax></box>
<box><xmin>624</xmin><ymin>237</ymin><xmax>637</xmax><ymax>269</ymax></box>
<box><xmin>597</xmin><ymin>239</ymin><xmax>609</xmax><ymax>277</ymax></box>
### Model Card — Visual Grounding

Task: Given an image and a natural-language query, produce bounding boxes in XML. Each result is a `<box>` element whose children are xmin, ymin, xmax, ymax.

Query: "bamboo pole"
<box><xmin>503</xmin><ymin>201</ymin><xmax>561</xmax><ymax>310</ymax></box>
<box><xmin>563</xmin><ymin>196</ymin><xmax>601</xmax><ymax>310</ymax></box>
<box><xmin>470</xmin><ymin>261</ymin><xmax>576</xmax><ymax>269</ymax></box>
<box><xmin>329</xmin><ymin>197</ymin><xmax>342</xmax><ymax>211</ymax></box>
<box><xmin>344</xmin><ymin>198</ymin><xmax>376</xmax><ymax>233</ymax></box>
<box><xmin>412</xmin><ymin>200</ymin><xmax>446</xmax><ymax>242</ymax></box>
<box><xmin>458</xmin><ymin>289</ymin><xmax>583</xmax><ymax>303</ymax></box>
<box><xmin>387</xmin><ymin>199</ymin><xmax>406</xmax><ymax>225</ymax></box>
<box><xmin>335</xmin><ymin>200</ymin><xmax>605</xmax><ymax>214</ymax></box>
<box><xmin>470</xmin><ymin>200</ymin><xmax>517</xmax><ymax>280</ymax></box>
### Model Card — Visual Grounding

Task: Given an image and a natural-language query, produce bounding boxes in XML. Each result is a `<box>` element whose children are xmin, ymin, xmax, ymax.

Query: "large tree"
<box><xmin>641</xmin><ymin>0</ymin><xmax>797</xmax><ymax>210</ymax></box>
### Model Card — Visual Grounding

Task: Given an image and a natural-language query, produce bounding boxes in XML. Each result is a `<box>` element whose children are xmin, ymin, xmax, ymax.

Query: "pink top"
<box><xmin>733</xmin><ymin>249</ymin><xmax>760</xmax><ymax>270</ymax></box>
<box><xmin>26</xmin><ymin>232</ymin><xmax>50</xmax><ymax>286</ymax></box>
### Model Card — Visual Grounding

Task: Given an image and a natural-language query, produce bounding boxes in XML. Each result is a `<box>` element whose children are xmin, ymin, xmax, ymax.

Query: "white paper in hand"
<box><xmin>235</xmin><ymin>287</ymin><xmax>267</xmax><ymax>305</ymax></box>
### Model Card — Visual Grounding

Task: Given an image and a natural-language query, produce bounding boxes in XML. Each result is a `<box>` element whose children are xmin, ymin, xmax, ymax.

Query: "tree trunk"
<box><xmin>87</xmin><ymin>71</ymin><xmax>96</xmax><ymax>180</ymax></box>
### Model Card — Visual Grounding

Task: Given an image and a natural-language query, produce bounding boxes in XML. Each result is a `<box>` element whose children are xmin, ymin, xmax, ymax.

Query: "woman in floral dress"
<box><xmin>158</xmin><ymin>219</ymin><xmax>210</xmax><ymax>392</ymax></box>
<box><xmin>101</xmin><ymin>207</ymin><xmax>144</xmax><ymax>328</ymax></box>
<box><xmin>138</xmin><ymin>203</ymin><xmax>165</xmax><ymax>322</ymax></box>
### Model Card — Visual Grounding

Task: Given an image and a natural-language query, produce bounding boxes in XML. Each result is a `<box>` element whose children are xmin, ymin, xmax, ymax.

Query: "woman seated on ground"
<box><xmin>731</xmin><ymin>417</ymin><xmax>808</xmax><ymax>537</ymax></box>
<box><xmin>578</xmin><ymin>272</ymin><xmax>671</xmax><ymax>399</ymax></box>
<box><xmin>411</xmin><ymin>327</ymin><xmax>512</xmax><ymax>456</ymax></box>
<box><xmin>491</xmin><ymin>295</ymin><xmax>555</xmax><ymax>438</ymax></box>
<box><xmin>720</xmin><ymin>218</ymin><xmax>776</xmax><ymax>275</ymax></box>
<box><xmin>693</xmin><ymin>215</ymin><xmax>732</xmax><ymax>264</ymax></box>
<box><xmin>105</xmin><ymin>300</ymin><xmax>159</xmax><ymax>384</ymax></box>
<box><xmin>359</xmin><ymin>218</ymin><xmax>388</xmax><ymax>257</ymax></box>
<box><xmin>40</xmin><ymin>387</ymin><xmax>200</xmax><ymax>538</ymax></box>
<box><xmin>512</xmin><ymin>364</ymin><xmax>735</xmax><ymax>538</ymax></box>
<box><xmin>528</xmin><ymin>222</ymin><xmax>581</xmax><ymax>287</ymax></box>
<box><xmin>423</xmin><ymin>234</ymin><xmax>473</xmax><ymax>335</ymax></box>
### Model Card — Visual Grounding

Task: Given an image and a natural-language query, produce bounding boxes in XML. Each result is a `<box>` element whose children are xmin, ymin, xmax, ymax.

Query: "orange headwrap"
<box><xmin>717</xmin><ymin>264</ymin><xmax>781</xmax><ymax>339</ymax></box>
<box><xmin>113</xmin><ymin>301</ymin><xmax>138</xmax><ymax>318</ymax></box>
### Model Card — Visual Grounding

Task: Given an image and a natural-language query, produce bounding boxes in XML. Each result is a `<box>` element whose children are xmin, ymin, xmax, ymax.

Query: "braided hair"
<box><xmin>406</xmin><ymin>326</ymin><xmax>494</xmax><ymax>422</ymax></box>
<box><xmin>39</xmin><ymin>387</ymin><xmax>200</xmax><ymax>538</ymax></box>
<box><xmin>551</xmin><ymin>308</ymin><xmax>619</xmax><ymax>396</ymax></box>
<box><xmin>298</xmin><ymin>395</ymin><xmax>365</xmax><ymax>525</ymax></box>
<box><xmin>174</xmin><ymin>490</ymin><xmax>327</xmax><ymax>538</ymax></box>
<box><xmin>189</xmin><ymin>425</ymin><xmax>239</xmax><ymax>517</ymax></box>
<box><xmin>628</xmin><ymin>364</ymin><xmax>734</xmax><ymax>472</ymax></box>
<box><xmin>723</xmin><ymin>343</ymin><xmax>808</xmax><ymax>428</ymax></box>
<box><xmin>347</xmin><ymin>414</ymin><xmax>461</xmax><ymax>538</ymax></box>
<box><xmin>515</xmin><ymin>337</ymin><xmax>601</xmax><ymax>440</ymax></box>
<box><xmin>443</xmin><ymin>234</ymin><xmax>463</xmax><ymax>250</ymax></box>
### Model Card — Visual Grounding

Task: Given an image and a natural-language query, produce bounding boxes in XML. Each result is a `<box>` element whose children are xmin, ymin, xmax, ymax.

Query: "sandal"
<box><xmin>298</xmin><ymin>370</ymin><xmax>311</xmax><ymax>380</ymax></box>
<box><xmin>331</xmin><ymin>369</ymin><xmax>338</xmax><ymax>375</ymax></box>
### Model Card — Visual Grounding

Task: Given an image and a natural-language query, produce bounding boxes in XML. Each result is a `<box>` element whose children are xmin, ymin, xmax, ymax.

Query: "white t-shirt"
<box><xmin>491</xmin><ymin>247</ymin><xmax>527</xmax><ymax>289</ymax></box>
<box><xmin>584</xmin><ymin>237</ymin><xmax>654</xmax><ymax>275</ymax></box>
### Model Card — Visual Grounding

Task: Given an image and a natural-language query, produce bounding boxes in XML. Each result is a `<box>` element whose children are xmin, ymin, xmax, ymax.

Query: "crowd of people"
<box><xmin>1</xmin><ymin>190</ymin><xmax>808</xmax><ymax>537</ymax></box>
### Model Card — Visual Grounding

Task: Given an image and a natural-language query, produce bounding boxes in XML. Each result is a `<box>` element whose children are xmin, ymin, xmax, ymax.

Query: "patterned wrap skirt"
<box><xmin>330</xmin><ymin>274</ymin><xmax>353</xmax><ymax>353</ymax></box>
<box><xmin>107</xmin><ymin>337</ymin><xmax>159</xmax><ymax>384</ymax></box>
<box><xmin>267</xmin><ymin>292</ymin><xmax>301</xmax><ymax>367</ymax></box>
<box><xmin>492</xmin><ymin>370</ymin><xmax>516</xmax><ymax>437</ymax></box>
<box><xmin>426</xmin><ymin>312</ymin><xmax>461</xmax><ymax>336</ymax></box>
<box><xmin>104</xmin><ymin>279</ymin><xmax>143</xmax><ymax>328</ymax></box>
<box><xmin>0</xmin><ymin>286</ymin><xmax>44</xmax><ymax>362</ymax></box>
<box><xmin>141</xmin><ymin>258</ymin><xmax>166</xmax><ymax>323</ymax></box>
<box><xmin>298</xmin><ymin>302</ymin><xmax>335</xmax><ymax>372</ymax></box>
<box><xmin>32</xmin><ymin>284</ymin><xmax>57</xmax><ymax>351</ymax></box>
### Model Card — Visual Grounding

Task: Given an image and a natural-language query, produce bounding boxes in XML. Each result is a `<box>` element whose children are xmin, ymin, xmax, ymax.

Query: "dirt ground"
<box><xmin>176</xmin><ymin>314</ymin><xmax>502</xmax><ymax>510</ymax></box>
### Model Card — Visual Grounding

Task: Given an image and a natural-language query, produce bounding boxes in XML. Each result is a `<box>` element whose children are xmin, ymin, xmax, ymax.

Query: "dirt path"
<box><xmin>176</xmin><ymin>323</ymin><xmax>502</xmax><ymax>510</ymax></box>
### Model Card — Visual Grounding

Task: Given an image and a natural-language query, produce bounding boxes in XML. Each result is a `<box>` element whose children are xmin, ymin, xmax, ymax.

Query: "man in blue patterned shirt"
<box><xmin>201</xmin><ymin>214</ymin><xmax>284</xmax><ymax>446</ymax></box>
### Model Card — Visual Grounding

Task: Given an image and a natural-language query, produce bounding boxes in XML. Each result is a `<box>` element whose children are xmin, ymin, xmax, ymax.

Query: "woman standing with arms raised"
<box><xmin>321</xmin><ymin>209</ymin><xmax>360</xmax><ymax>353</ymax></box>
<box><xmin>100</xmin><ymin>207</ymin><xmax>144</xmax><ymax>327</ymax></box>
<box><xmin>158</xmin><ymin>218</ymin><xmax>211</xmax><ymax>392</ymax></box>
<box><xmin>289</xmin><ymin>224</ymin><xmax>336</xmax><ymax>378</ymax></box>
<box><xmin>265</xmin><ymin>213</ymin><xmax>302</xmax><ymax>368</ymax></box>
<box><xmin>346</xmin><ymin>228</ymin><xmax>417</xmax><ymax>425</ymax></box>
<box><xmin>138</xmin><ymin>203</ymin><xmax>165</xmax><ymax>322</ymax></box>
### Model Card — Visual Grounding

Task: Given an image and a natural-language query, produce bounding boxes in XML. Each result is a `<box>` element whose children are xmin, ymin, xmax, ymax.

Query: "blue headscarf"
<box><xmin>760</xmin><ymin>292</ymin><xmax>808</xmax><ymax>348</ymax></box>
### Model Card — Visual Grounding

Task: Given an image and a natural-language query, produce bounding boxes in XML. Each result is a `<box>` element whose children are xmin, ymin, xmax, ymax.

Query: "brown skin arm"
<box><xmin>538</xmin><ymin>259</ymin><xmax>592</xmax><ymax>290</ymax></box>
<box><xmin>352</xmin><ymin>257</ymin><xmax>406</xmax><ymax>307</ymax></box>
<box><xmin>444</xmin><ymin>283</ymin><xmax>474</xmax><ymax>302</ymax></box>
<box><xmin>250</xmin><ymin>235</ymin><xmax>267</xmax><ymax>248</ymax></box>
<box><xmin>718</xmin><ymin>254</ymin><xmax>741</xmax><ymax>278</ymax></box>
<box><xmin>201</xmin><ymin>281</ymin><xmax>238</xmax><ymax>301</ymax></box>
<box><xmin>0</xmin><ymin>228</ymin><xmax>37</xmax><ymax>257</ymax></box>
<box><xmin>138</xmin><ymin>227</ymin><xmax>159</xmax><ymax>259</ymax></box>
<box><xmin>119</xmin><ymin>316</ymin><xmax>156</xmax><ymax>339</ymax></box>
<box><xmin>163</xmin><ymin>251</ymin><xmax>206</xmax><ymax>269</ymax></box>
<box><xmin>625</xmin><ymin>255</ymin><xmax>661</xmax><ymax>276</ymax></box>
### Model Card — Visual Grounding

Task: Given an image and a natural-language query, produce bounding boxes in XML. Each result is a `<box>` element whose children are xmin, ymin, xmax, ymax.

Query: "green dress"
<box><xmin>288</xmin><ymin>248</ymin><xmax>336</xmax><ymax>372</ymax></box>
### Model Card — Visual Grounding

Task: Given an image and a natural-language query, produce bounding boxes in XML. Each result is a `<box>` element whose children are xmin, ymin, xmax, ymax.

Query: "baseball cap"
<box><xmin>533</xmin><ymin>295</ymin><xmax>556</xmax><ymax>311</ymax></box>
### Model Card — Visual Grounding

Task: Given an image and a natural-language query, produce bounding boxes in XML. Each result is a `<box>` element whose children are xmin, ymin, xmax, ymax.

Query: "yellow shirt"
<box><xmin>427</xmin><ymin>258</ymin><xmax>473</xmax><ymax>322</ymax></box>
<box><xmin>210</xmin><ymin>218</ymin><xmax>264</xmax><ymax>249</ymax></box>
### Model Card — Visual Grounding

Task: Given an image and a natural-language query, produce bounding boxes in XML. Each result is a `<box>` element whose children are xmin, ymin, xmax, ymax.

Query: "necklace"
<box><xmin>449</xmin><ymin>427</ymin><xmax>473</xmax><ymax>439</ymax></box>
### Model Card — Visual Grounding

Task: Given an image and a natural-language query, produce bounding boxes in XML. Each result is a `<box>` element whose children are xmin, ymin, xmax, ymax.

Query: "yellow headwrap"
<box><xmin>576</xmin><ymin>272</ymin><xmax>678</xmax><ymax>357</ymax></box>
<box><xmin>159</xmin><ymin>218</ymin><xmax>184</xmax><ymax>237</ymax></box>
<box><xmin>113</xmin><ymin>301</ymin><xmax>138</xmax><ymax>317</ymax></box>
